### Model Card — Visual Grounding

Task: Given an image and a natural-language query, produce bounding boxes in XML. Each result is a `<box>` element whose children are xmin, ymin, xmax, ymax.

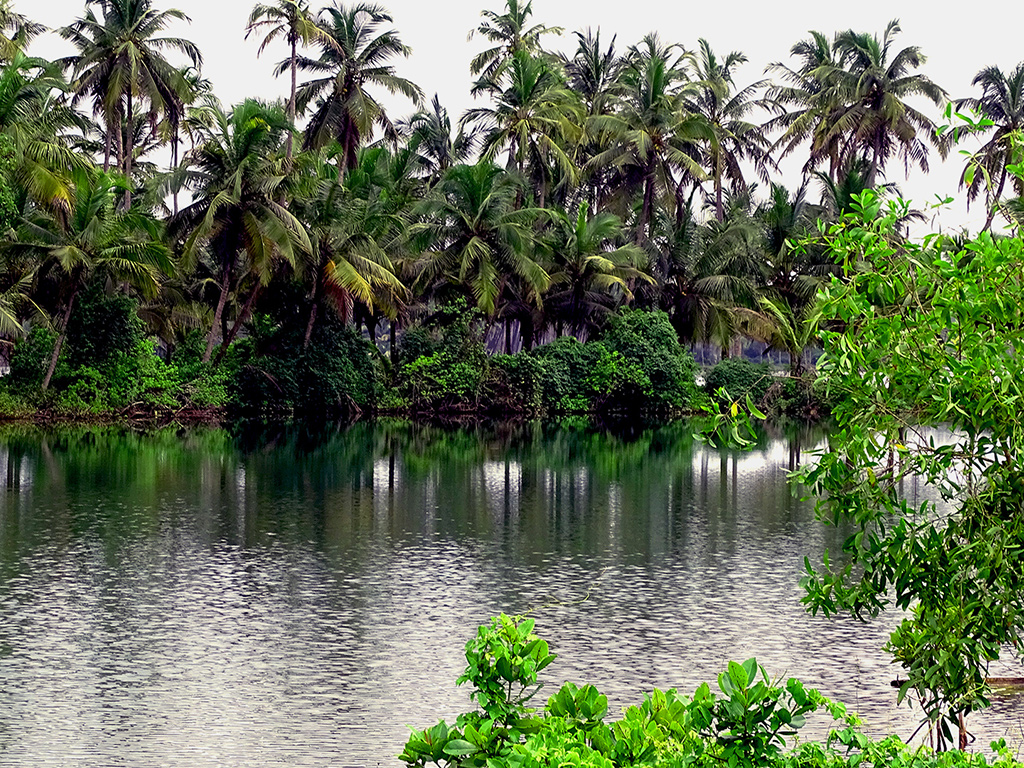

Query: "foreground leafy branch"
<box><xmin>796</xmin><ymin>191</ymin><xmax>1024</xmax><ymax>749</ymax></box>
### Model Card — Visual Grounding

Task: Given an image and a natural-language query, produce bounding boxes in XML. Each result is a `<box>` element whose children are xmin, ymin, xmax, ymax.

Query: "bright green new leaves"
<box><xmin>400</xmin><ymin>616</ymin><xmax>862</xmax><ymax>768</ymax></box>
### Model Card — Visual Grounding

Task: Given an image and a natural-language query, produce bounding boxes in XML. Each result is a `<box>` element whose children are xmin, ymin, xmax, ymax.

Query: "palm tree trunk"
<box><xmin>41</xmin><ymin>287</ymin><xmax>79</xmax><ymax>392</ymax></box>
<box><xmin>286</xmin><ymin>35</ymin><xmax>297</xmax><ymax>170</ymax></box>
<box><xmin>215</xmin><ymin>284</ymin><xmax>262</xmax><ymax>366</ymax></box>
<box><xmin>638</xmin><ymin>157</ymin><xmax>655</xmax><ymax>244</ymax></box>
<box><xmin>204</xmin><ymin>269</ymin><xmax>231</xmax><ymax>363</ymax></box>
<box><xmin>715</xmin><ymin>154</ymin><xmax>724</xmax><ymax>222</ymax></box>
<box><xmin>124</xmin><ymin>89</ymin><xmax>134</xmax><ymax>208</ymax></box>
<box><xmin>983</xmin><ymin>166</ymin><xmax>1009</xmax><ymax>232</ymax></box>
<box><xmin>103</xmin><ymin>124</ymin><xmax>112</xmax><ymax>173</ymax></box>
<box><xmin>303</xmin><ymin>264</ymin><xmax>321</xmax><ymax>351</ymax></box>
<box><xmin>171</xmin><ymin>133</ymin><xmax>179</xmax><ymax>215</ymax></box>
<box><xmin>390</xmin><ymin>319</ymin><xmax>398</xmax><ymax>360</ymax></box>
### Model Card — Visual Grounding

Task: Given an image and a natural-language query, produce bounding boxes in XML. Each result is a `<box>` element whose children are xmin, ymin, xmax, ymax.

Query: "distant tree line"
<box><xmin>0</xmin><ymin>0</ymin><xmax>1020</xmax><ymax>416</ymax></box>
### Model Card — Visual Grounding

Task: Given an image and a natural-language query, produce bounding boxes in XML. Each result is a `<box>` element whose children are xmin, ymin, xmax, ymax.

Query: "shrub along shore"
<box><xmin>0</xmin><ymin>294</ymin><xmax>828</xmax><ymax>425</ymax></box>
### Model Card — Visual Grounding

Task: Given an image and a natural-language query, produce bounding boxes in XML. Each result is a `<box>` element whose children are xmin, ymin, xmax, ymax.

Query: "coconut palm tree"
<box><xmin>16</xmin><ymin>170</ymin><xmax>171</xmax><ymax>389</ymax></box>
<box><xmin>956</xmin><ymin>64</ymin><xmax>1024</xmax><ymax>230</ymax></box>
<box><xmin>683</xmin><ymin>39</ymin><xmax>774</xmax><ymax>221</ymax></box>
<box><xmin>0</xmin><ymin>52</ymin><xmax>89</xmax><ymax>209</ymax></box>
<box><xmin>171</xmin><ymin>99</ymin><xmax>310</xmax><ymax>363</ymax></box>
<box><xmin>294</xmin><ymin>1</ymin><xmax>421</xmax><ymax>172</ymax></box>
<box><xmin>291</xmin><ymin>145</ymin><xmax>406</xmax><ymax>348</ymax></box>
<box><xmin>399</xmin><ymin>94</ymin><xmax>474</xmax><ymax>184</ymax></box>
<box><xmin>59</xmin><ymin>0</ymin><xmax>201</xmax><ymax>206</ymax></box>
<box><xmin>766</xmin><ymin>31</ymin><xmax>846</xmax><ymax>178</ymax></box>
<box><xmin>467</xmin><ymin>0</ymin><xmax>561</xmax><ymax>88</ymax></box>
<box><xmin>246</xmin><ymin>0</ymin><xmax>334</xmax><ymax>168</ymax></box>
<box><xmin>542</xmin><ymin>201</ymin><xmax>649</xmax><ymax>338</ymax></box>
<box><xmin>654</xmin><ymin>192</ymin><xmax>762</xmax><ymax>354</ymax></box>
<box><xmin>0</xmin><ymin>0</ymin><xmax>43</xmax><ymax>62</ymax></box>
<box><xmin>462</xmin><ymin>49</ymin><xmax>582</xmax><ymax>209</ymax></box>
<box><xmin>412</xmin><ymin>161</ymin><xmax>548</xmax><ymax>317</ymax></box>
<box><xmin>588</xmin><ymin>34</ymin><xmax>709</xmax><ymax>243</ymax></box>
<box><xmin>767</xmin><ymin>21</ymin><xmax>947</xmax><ymax>186</ymax></box>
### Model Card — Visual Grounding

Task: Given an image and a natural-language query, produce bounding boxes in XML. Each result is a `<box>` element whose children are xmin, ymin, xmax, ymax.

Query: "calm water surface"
<box><xmin>0</xmin><ymin>421</ymin><xmax>1020</xmax><ymax>767</ymax></box>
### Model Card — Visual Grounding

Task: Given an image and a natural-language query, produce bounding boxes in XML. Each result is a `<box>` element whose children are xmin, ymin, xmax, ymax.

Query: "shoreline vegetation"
<box><xmin>0</xmin><ymin>0</ymin><xmax>1019</xmax><ymax>431</ymax></box>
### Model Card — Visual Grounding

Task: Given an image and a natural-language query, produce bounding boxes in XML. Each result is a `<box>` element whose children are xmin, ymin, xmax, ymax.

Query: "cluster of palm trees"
<box><xmin>1</xmin><ymin>0</ymin><xmax>1023</xmax><ymax>385</ymax></box>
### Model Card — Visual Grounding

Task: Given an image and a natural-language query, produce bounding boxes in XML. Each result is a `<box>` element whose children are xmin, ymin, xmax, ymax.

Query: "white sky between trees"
<box><xmin>29</xmin><ymin>0</ymin><xmax>1024</xmax><ymax>233</ymax></box>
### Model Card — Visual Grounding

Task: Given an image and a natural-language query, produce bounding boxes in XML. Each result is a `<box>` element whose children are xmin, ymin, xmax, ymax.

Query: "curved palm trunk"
<box><xmin>41</xmin><ymin>286</ymin><xmax>80</xmax><ymax>392</ymax></box>
<box><xmin>204</xmin><ymin>265</ymin><xmax>232</xmax><ymax>363</ymax></box>
<box><xmin>303</xmin><ymin>261</ymin><xmax>321</xmax><ymax>350</ymax></box>
<box><xmin>215</xmin><ymin>284</ymin><xmax>262</xmax><ymax>366</ymax></box>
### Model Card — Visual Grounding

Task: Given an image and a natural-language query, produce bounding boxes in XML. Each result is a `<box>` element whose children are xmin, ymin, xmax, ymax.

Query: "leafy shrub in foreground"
<box><xmin>401</xmin><ymin>615</ymin><xmax>1023</xmax><ymax>768</ymax></box>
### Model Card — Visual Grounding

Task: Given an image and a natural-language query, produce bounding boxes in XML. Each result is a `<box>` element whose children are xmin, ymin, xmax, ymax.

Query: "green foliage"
<box><xmin>62</xmin><ymin>286</ymin><xmax>145</xmax><ymax>371</ymax></box>
<box><xmin>0</xmin><ymin>133</ymin><xmax>18</xmax><ymax>232</ymax></box>
<box><xmin>480</xmin><ymin>354</ymin><xmax>543</xmax><ymax>414</ymax></box>
<box><xmin>8</xmin><ymin>326</ymin><xmax>55</xmax><ymax>388</ymax></box>
<box><xmin>228</xmin><ymin>309</ymin><xmax>381</xmax><ymax>417</ymax></box>
<box><xmin>598</xmin><ymin>309</ymin><xmax>700</xmax><ymax>410</ymax></box>
<box><xmin>402</xmin><ymin>615</ymin><xmax>1020</xmax><ymax>768</ymax></box>
<box><xmin>793</xmin><ymin>190</ymin><xmax>1024</xmax><ymax>747</ymax></box>
<box><xmin>705</xmin><ymin>358</ymin><xmax>773</xmax><ymax>407</ymax></box>
<box><xmin>524</xmin><ymin>312</ymin><xmax>701</xmax><ymax>414</ymax></box>
<box><xmin>530</xmin><ymin>336</ymin><xmax>603</xmax><ymax>412</ymax></box>
<box><xmin>6</xmin><ymin>292</ymin><xmax>232</xmax><ymax>415</ymax></box>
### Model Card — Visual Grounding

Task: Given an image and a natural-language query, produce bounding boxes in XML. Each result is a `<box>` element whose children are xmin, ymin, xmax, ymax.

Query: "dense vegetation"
<box><xmin>0</xmin><ymin>0</ymin><xmax>1019</xmax><ymax>418</ymax></box>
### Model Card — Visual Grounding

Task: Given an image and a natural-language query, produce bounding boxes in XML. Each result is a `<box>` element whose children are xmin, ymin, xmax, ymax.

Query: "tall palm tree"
<box><xmin>292</xmin><ymin>145</ymin><xmax>406</xmax><ymax>348</ymax></box>
<box><xmin>295</xmin><ymin>1</ymin><xmax>421</xmax><ymax>172</ymax></box>
<box><xmin>956</xmin><ymin>64</ymin><xmax>1024</xmax><ymax>230</ymax></box>
<box><xmin>683</xmin><ymin>40</ymin><xmax>774</xmax><ymax>221</ymax></box>
<box><xmin>654</xmin><ymin>193</ymin><xmax>762</xmax><ymax>354</ymax></box>
<box><xmin>59</xmin><ymin>0</ymin><xmax>201</xmax><ymax>206</ymax></box>
<box><xmin>171</xmin><ymin>99</ymin><xmax>310</xmax><ymax>363</ymax></box>
<box><xmin>0</xmin><ymin>52</ymin><xmax>89</xmax><ymax>209</ymax></box>
<box><xmin>767</xmin><ymin>21</ymin><xmax>947</xmax><ymax>186</ymax></box>
<box><xmin>563</xmin><ymin>29</ymin><xmax>621</xmax><ymax>212</ymax></box>
<box><xmin>463</xmin><ymin>49</ymin><xmax>582</xmax><ymax>209</ymax></box>
<box><xmin>246</xmin><ymin>0</ymin><xmax>334</xmax><ymax>168</ymax></box>
<box><xmin>588</xmin><ymin>34</ymin><xmax>708</xmax><ymax>243</ymax></box>
<box><xmin>467</xmin><ymin>0</ymin><xmax>561</xmax><ymax>88</ymax></box>
<box><xmin>400</xmin><ymin>94</ymin><xmax>474</xmax><ymax>184</ymax></box>
<box><xmin>16</xmin><ymin>170</ymin><xmax>171</xmax><ymax>389</ymax></box>
<box><xmin>563</xmin><ymin>29</ymin><xmax>621</xmax><ymax>117</ymax></box>
<box><xmin>412</xmin><ymin>161</ymin><xmax>548</xmax><ymax>317</ymax></box>
<box><xmin>766</xmin><ymin>31</ymin><xmax>846</xmax><ymax>178</ymax></box>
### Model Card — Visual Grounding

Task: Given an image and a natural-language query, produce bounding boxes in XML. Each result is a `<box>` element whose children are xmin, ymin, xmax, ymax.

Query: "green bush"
<box><xmin>401</xmin><ymin>615</ymin><xmax>1024</xmax><ymax>768</ymax></box>
<box><xmin>530</xmin><ymin>337</ymin><xmax>603</xmax><ymax>412</ymax></box>
<box><xmin>227</xmin><ymin>311</ymin><xmax>381</xmax><ymax>417</ymax></box>
<box><xmin>598</xmin><ymin>309</ymin><xmax>700</xmax><ymax>411</ymax></box>
<box><xmin>480</xmin><ymin>354</ymin><xmax>543</xmax><ymax>414</ymax></box>
<box><xmin>400</xmin><ymin>346</ymin><xmax>486</xmax><ymax>412</ymax></box>
<box><xmin>8</xmin><ymin>327</ymin><xmax>56</xmax><ymax>389</ymax></box>
<box><xmin>706</xmin><ymin>358</ymin><xmax>773</xmax><ymax>407</ymax></box>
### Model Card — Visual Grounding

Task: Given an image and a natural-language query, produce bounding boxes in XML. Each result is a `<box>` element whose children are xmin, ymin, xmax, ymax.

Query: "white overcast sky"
<box><xmin>27</xmin><ymin>0</ymin><xmax>1024</xmax><ymax>231</ymax></box>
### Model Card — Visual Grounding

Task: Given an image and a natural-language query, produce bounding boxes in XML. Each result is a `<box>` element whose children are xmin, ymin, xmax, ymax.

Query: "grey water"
<box><xmin>0</xmin><ymin>421</ymin><xmax>1020</xmax><ymax>767</ymax></box>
